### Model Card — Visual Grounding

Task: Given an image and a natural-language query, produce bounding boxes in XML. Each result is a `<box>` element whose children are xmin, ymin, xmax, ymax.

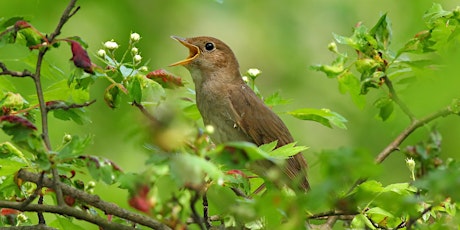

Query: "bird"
<box><xmin>170</xmin><ymin>36</ymin><xmax>309</xmax><ymax>191</ymax></box>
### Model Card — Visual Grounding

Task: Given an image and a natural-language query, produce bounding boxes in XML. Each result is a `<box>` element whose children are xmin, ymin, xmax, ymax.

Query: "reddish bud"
<box><xmin>14</xmin><ymin>20</ymin><xmax>31</xmax><ymax>29</ymax></box>
<box><xmin>146</xmin><ymin>69</ymin><xmax>184</xmax><ymax>89</ymax></box>
<box><xmin>64</xmin><ymin>195</ymin><xmax>76</xmax><ymax>206</ymax></box>
<box><xmin>1</xmin><ymin>208</ymin><xmax>20</xmax><ymax>216</ymax></box>
<box><xmin>128</xmin><ymin>185</ymin><xmax>152</xmax><ymax>214</ymax></box>
<box><xmin>0</xmin><ymin>115</ymin><xmax>37</xmax><ymax>130</ymax></box>
<box><xmin>226</xmin><ymin>169</ymin><xmax>247</xmax><ymax>178</ymax></box>
<box><xmin>69</xmin><ymin>40</ymin><xmax>94</xmax><ymax>74</ymax></box>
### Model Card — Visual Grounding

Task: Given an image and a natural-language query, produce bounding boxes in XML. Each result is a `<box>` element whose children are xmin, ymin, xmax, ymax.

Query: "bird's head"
<box><xmin>170</xmin><ymin>36</ymin><xmax>241</xmax><ymax>84</ymax></box>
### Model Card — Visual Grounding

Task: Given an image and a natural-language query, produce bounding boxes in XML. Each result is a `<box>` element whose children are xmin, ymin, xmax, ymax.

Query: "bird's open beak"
<box><xmin>169</xmin><ymin>36</ymin><xmax>200</xmax><ymax>66</ymax></box>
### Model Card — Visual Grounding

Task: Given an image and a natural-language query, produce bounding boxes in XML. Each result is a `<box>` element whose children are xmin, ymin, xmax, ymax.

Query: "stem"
<box><xmin>375</xmin><ymin>106</ymin><xmax>452</xmax><ymax>163</ymax></box>
<box><xmin>382</xmin><ymin>75</ymin><xmax>416</xmax><ymax>121</ymax></box>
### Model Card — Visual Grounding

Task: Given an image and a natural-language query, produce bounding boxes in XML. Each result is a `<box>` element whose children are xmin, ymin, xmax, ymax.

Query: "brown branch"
<box><xmin>307</xmin><ymin>210</ymin><xmax>359</xmax><ymax>220</ymax></box>
<box><xmin>45</xmin><ymin>100</ymin><xmax>96</xmax><ymax>112</ymax></box>
<box><xmin>0</xmin><ymin>62</ymin><xmax>34</xmax><ymax>78</ymax></box>
<box><xmin>0</xmin><ymin>200</ymin><xmax>135</xmax><ymax>230</ymax></box>
<box><xmin>190</xmin><ymin>192</ymin><xmax>206</xmax><ymax>230</ymax></box>
<box><xmin>375</xmin><ymin>106</ymin><xmax>453</xmax><ymax>163</ymax></box>
<box><xmin>131</xmin><ymin>101</ymin><xmax>163</xmax><ymax>128</ymax></box>
<box><xmin>0</xmin><ymin>225</ymin><xmax>57</xmax><ymax>230</ymax></box>
<box><xmin>15</xmin><ymin>169</ymin><xmax>171</xmax><ymax>230</ymax></box>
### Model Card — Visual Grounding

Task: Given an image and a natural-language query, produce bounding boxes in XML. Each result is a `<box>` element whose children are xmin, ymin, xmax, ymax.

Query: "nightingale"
<box><xmin>170</xmin><ymin>36</ymin><xmax>309</xmax><ymax>191</ymax></box>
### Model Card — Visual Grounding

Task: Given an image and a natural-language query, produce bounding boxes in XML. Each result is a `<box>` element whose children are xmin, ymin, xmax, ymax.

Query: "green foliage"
<box><xmin>0</xmin><ymin>2</ymin><xmax>460</xmax><ymax>230</ymax></box>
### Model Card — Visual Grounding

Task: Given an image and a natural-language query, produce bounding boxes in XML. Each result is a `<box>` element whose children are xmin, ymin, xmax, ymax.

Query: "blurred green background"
<box><xmin>1</xmin><ymin>0</ymin><xmax>459</xmax><ymax>222</ymax></box>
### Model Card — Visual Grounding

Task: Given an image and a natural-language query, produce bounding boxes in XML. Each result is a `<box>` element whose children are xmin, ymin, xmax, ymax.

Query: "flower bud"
<box><xmin>131</xmin><ymin>47</ymin><xmax>138</xmax><ymax>55</ymax></box>
<box><xmin>242</xmin><ymin>76</ymin><xmax>249</xmax><ymax>83</ymax></box>
<box><xmin>406</xmin><ymin>158</ymin><xmax>416</xmax><ymax>181</ymax></box>
<box><xmin>328</xmin><ymin>42</ymin><xmax>338</xmax><ymax>53</ymax></box>
<box><xmin>134</xmin><ymin>54</ymin><xmax>142</xmax><ymax>63</ymax></box>
<box><xmin>104</xmin><ymin>40</ymin><xmax>119</xmax><ymax>50</ymax></box>
<box><xmin>139</xmin><ymin>66</ymin><xmax>148</xmax><ymax>72</ymax></box>
<box><xmin>130</xmin><ymin>32</ymin><xmax>141</xmax><ymax>42</ymax></box>
<box><xmin>204</xmin><ymin>125</ymin><xmax>215</xmax><ymax>134</ymax></box>
<box><xmin>97</xmin><ymin>49</ymin><xmax>106</xmax><ymax>57</ymax></box>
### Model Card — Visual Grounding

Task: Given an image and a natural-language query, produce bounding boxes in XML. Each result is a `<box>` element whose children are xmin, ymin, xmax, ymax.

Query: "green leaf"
<box><xmin>310</xmin><ymin>55</ymin><xmax>347</xmax><ymax>78</ymax></box>
<box><xmin>369</xmin><ymin>13</ymin><xmax>392</xmax><ymax>49</ymax></box>
<box><xmin>267</xmin><ymin>142</ymin><xmax>309</xmax><ymax>159</ymax></box>
<box><xmin>52</xmin><ymin>107</ymin><xmax>90</xmax><ymax>125</ymax></box>
<box><xmin>259</xmin><ymin>141</ymin><xmax>278</xmax><ymax>153</ymax></box>
<box><xmin>373</xmin><ymin>97</ymin><xmax>394</xmax><ymax>121</ymax></box>
<box><xmin>17</xmin><ymin>28</ymin><xmax>42</xmax><ymax>48</ymax></box>
<box><xmin>49</xmin><ymin>216</ymin><xmax>85</xmax><ymax>230</ymax></box>
<box><xmin>366</xmin><ymin>207</ymin><xmax>394</xmax><ymax>218</ymax></box>
<box><xmin>170</xmin><ymin>154</ymin><xmax>225</xmax><ymax>187</ymax></box>
<box><xmin>264</xmin><ymin>91</ymin><xmax>292</xmax><ymax>108</ymax></box>
<box><xmin>288</xmin><ymin>108</ymin><xmax>347</xmax><ymax>129</ymax></box>
<box><xmin>337</xmin><ymin>71</ymin><xmax>365</xmax><ymax>108</ymax></box>
<box><xmin>128</xmin><ymin>76</ymin><xmax>142</xmax><ymax>103</ymax></box>
<box><xmin>56</xmin><ymin>135</ymin><xmax>93</xmax><ymax>161</ymax></box>
<box><xmin>120</xmin><ymin>65</ymin><xmax>137</xmax><ymax>78</ymax></box>
<box><xmin>423</xmin><ymin>3</ymin><xmax>452</xmax><ymax>27</ymax></box>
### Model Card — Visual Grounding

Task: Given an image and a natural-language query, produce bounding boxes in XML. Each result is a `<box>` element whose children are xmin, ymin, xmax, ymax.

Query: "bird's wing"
<box><xmin>228</xmin><ymin>85</ymin><xmax>294</xmax><ymax>146</ymax></box>
<box><xmin>228</xmin><ymin>85</ymin><xmax>310</xmax><ymax>191</ymax></box>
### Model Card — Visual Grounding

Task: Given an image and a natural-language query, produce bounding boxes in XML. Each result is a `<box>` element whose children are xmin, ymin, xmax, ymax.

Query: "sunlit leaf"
<box><xmin>288</xmin><ymin>108</ymin><xmax>347</xmax><ymax>129</ymax></box>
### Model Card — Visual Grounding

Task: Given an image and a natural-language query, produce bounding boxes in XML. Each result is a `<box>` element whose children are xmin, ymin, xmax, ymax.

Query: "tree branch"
<box><xmin>15</xmin><ymin>169</ymin><xmax>172</xmax><ymax>230</ymax></box>
<box><xmin>0</xmin><ymin>62</ymin><xmax>34</xmax><ymax>78</ymax></box>
<box><xmin>0</xmin><ymin>200</ymin><xmax>135</xmax><ymax>230</ymax></box>
<box><xmin>375</xmin><ymin>106</ymin><xmax>454</xmax><ymax>163</ymax></box>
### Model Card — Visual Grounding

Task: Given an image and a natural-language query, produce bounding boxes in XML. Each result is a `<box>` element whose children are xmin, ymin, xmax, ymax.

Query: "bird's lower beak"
<box><xmin>169</xmin><ymin>36</ymin><xmax>200</xmax><ymax>66</ymax></box>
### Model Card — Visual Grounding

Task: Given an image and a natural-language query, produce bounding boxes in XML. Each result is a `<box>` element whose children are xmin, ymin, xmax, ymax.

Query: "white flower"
<box><xmin>97</xmin><ymin>49</ymin><xmax>106</xmax><ymax>57</ymax></box>
<box><xmin>247</xmin><ymin>68</ymin><xmax>261</xmax><ymax>78</ymax></box>
<box><xmin>130</xmin><ymin>32</ymin><xmax>141</xmax><ymax>42</ymax></box>
<box><xmin>134</xmin><ymin>54</ymin><xmax>142</xmax><ymax>62</ymax></box>
<box><xmin>242</xmin><ymin>76</ymin><xmax>249</xmax><ymax>83</ymax></box>
<box><xmin>104</xmin><ymin>40</ymin><xmax>119</xmax><ymax>50</ymax></box>
<box><xmin>131</xmin><ymin>47</ymin><xmax>138</xmax><ymax>54</ymax></box>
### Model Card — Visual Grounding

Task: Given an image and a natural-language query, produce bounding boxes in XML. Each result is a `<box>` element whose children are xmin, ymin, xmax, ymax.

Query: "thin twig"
<box><xmin>202</xmin><ymin>193</ymin><xmax>212</xmax><ymax>229</ymax></box>
<box><xmin>190</xmin><ymin>192</ymin><xmax>206</xmax><ymax>230</ymax></box>
<box><xmin>375</xmin><ymin>106</ymin><xmax>453</xmax><ymax>163</ymax></box>
<box><xmin>45</xmin><ymin>100</ymin><xmax>96</xmax><ymax>112</ymax></box>
<box><xmin>0</xmin><ymin>62</ymin><xmax>34</xmax><ymax>78</ymax></box>
<box><xmin>131</xmin><ymin>101</ymin><xmax>162</xmax><ymax>127</ymax></box>
<box><xmin>37</xmin><ymin>195</ymin><xmax>45</xmax><ymax>224</ymax></box>
<box><xmin>0</xmin><ymin>200</ymin><xmax>136</xmax><ymax>230</ymax></box>
<box><xmin>15</xmin><ymin>170</ymin><xmax>171</xmax><ymax>230</ymax></box>
<box><xmin>382</xmin><ymin>75</ymin><xmax>416</xmax><ymax>121</ymax></box>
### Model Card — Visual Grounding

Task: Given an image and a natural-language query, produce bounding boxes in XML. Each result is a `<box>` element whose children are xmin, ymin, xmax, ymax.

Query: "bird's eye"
<box><xmin>204</xmin><ymin>42</ymin><xmax>215</xmax><ymax>51</ymax></box>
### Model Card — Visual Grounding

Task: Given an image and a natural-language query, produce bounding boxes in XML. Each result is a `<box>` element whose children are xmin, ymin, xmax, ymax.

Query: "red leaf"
<box><xmin>0</xmin><ymin>115</ymin><xmax>37</xmax><ymax>130</ymax></box>
<box><xmin>128</xmin><ymin>185</ymin><xmax>152</xmax><ymax>214</ymax></box>
<box><xmin>69</xmin><ymin>40</ymin><xmax>94</xmax><ymax>74</ymax></box>
<box><xmin>146</xmin><ymin>69</ymin><xmax>184</xmax><ymax>89</ymax></box>
<box><xmin>64</xmin><ymin>195</ymin><xmax>76</xmax><ymax>206</ymax></box>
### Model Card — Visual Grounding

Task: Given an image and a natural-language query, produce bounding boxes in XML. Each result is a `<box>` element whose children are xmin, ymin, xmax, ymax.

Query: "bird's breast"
<box><xmin>195</xmin><ymin>82</ymin><xmax>251</xmax><ymax>144</ymax></box>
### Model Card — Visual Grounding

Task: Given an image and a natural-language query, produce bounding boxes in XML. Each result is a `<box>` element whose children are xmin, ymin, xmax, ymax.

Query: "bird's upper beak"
<box><xmin>169</xmin><ymin>36</ymin><xmax>200</xmax><ymax>66</ymax></box>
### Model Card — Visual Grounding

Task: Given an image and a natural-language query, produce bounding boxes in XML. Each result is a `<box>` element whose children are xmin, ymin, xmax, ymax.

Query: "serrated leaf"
<box><xmin>268</xmin><ymin>142</ymin><xmax>309</xmax><ymax>159</ymax></box>
<box><xmin>259</xmin><ymin>141</ymin><xmax>278</xmax><ymax>153</ymax></box>
<box><xmin>264</xmin><ymin>91</ymin><xmax>292</xmax><ymax>108</ymax></box>
<box><xmin>369</xmin><ymin>13</ymin><xmax>392</xmax><ymax>49</ymax></box>
<box><xmin>288</xmin><ymin>108</ymin><xmax>347</xmax><ymax>129</ymax></box>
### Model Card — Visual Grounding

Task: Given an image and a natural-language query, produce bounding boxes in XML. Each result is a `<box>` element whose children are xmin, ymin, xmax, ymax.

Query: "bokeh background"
<box><xmin>1</xmin><ymin>0</ymin><xmax>459</xmax><ymax>225</ymax></box>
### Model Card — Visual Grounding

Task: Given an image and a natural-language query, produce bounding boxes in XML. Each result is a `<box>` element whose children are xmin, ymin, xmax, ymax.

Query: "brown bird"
<box><xmin>170</xmin><ymin>36</ymin><xmax>309</xmax><ymax>191</ymax></box>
